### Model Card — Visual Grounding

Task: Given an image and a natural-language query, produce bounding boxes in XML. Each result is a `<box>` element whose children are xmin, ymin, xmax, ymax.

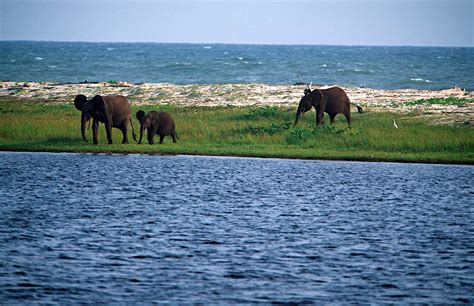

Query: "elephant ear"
<box><xmin>310</xmin><ymin>89</ymin><xmax>324</xmax><ymax>106</ymax></box>
<box><xmin>74</xmin><ymin>94</ymin><xmax>87</xmax><ymax>111</ymax></box>
<box><xmin>91</xmin><ymin>95</ymin><xmax>106</xmax><ymax>114</ymax></box>
<box><xmin>136</xmin><ymin>110</ymin><xmax>146</xmax><ymax>125</ymax></box>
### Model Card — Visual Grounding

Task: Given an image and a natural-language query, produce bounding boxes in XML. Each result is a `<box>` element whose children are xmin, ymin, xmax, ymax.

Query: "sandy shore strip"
<box><xmin>1</xmin><ymin>81</ymin><xmax>473</xmax><ymax>123</ymax></box>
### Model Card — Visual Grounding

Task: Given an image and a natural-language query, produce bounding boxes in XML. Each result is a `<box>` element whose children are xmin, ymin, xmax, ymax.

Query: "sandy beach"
<box><xmin>1</xmin><ymin>81</ymin><xmax>473</xmax><ymax>124</ymax></box>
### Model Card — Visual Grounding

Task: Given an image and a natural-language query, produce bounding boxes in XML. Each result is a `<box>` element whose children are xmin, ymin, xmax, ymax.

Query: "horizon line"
<box><xmin>0</xmin><ymin>39</ymin><xmax>472</xmax><ymax>49</ymax></box>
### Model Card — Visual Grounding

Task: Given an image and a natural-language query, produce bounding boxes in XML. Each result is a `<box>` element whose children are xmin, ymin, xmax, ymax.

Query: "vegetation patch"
<box><xmin>239</xmin><ymin>122</ymin><xmax>291</xmax><ymax>135</ymax></box>
<box><xmin>244</xmin><ymin>106</ymin><xmax>279</xmax><ymax>119</ymax></box>
<box><xmin>0</xmin><ymin>97</ymin><xmax>473</xmax><ymax>164</ymax></box>
<box><xmin>286</xmin><ymin>128</ymin><xmax>312</xmax><ymax>145</ymax></box>
<box><xmin>404</xmin><ymin>97</ymin><xmax>472</xmax><ymax>107</ymax></box>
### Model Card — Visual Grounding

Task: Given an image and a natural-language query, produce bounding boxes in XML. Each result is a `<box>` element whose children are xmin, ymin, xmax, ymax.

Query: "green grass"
<box><xmin>0</xmin><ymin>97</ymin><xmax>473</xmax><ymax>164</ymax></box>
<box><xmin>404</xmin><ymin>97</ymin><xmax>472</xmax><ymax>106</ymax></box>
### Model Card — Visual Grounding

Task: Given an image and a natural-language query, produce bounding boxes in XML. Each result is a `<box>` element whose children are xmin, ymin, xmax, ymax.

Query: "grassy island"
<box><xmin>0</xmin><ymin>94</ymin><xmax>473</xmax><ymax>164</ymax></box>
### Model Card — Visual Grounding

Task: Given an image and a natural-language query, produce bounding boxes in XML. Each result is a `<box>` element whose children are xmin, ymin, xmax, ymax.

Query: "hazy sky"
<box><xmin>1</xmin><ymin>0</ymin><xmax>472</xmax><ymax>46</ymax></box>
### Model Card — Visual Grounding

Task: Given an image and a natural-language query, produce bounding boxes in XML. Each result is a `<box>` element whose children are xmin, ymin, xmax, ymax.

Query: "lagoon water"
<box><xmin>1</xmin><ymin>41</ymin><xmax>473</xmax><ymax>90</ymax></box>
<box><xmin>0</xmin><ymin>152</ymin><xmax>473</xmax><ymax>303</ymax></box>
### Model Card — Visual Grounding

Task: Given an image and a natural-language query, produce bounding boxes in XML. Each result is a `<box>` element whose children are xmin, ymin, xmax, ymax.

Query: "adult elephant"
<box><xmin>136</xmin><ymin>110</ymin><xmax>178</xmax><ymax>144</ymax></box>
<box><xmin>74</xmin><ymin>94</ymin><xmax>136</xmax><ymax>145</ymax></box>
<box><xmin>294</xmin><ymin>86</ymin><xmax>360</xmax><ymax>127</ymax></box>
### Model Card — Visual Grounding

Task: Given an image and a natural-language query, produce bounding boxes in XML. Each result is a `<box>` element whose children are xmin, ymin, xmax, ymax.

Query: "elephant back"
<box><xmin>102</xmin><ymin>95</ymin><xmax>132</xmax><ymax>124</ymax></box>
<box><xmin>321</xmin><ymin>87</ymin><xmax>351</xmax><ymax>114</ymax></box>
<box><xmin>157</xmin><ymin>112</ymin><xmax>176</xmax><ymax>134</ymax></box>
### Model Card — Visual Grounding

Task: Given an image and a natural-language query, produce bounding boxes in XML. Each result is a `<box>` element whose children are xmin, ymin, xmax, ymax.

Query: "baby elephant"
<box><xmin>136</xmin><ymin>110</ymin><xmax>178</xmax><ymax>144</ymax></box>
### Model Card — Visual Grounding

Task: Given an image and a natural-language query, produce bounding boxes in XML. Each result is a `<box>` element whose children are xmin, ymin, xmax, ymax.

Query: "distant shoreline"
<box><xmin>1</xmin><ymin>81</ymin><xmax>472</xmax><ymax>125</ymax></box>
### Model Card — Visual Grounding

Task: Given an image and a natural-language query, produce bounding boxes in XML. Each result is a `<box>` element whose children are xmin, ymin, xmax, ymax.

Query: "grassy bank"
<box><xmin>0</xmin><ymin>97</ymin><xmax>473</xmax><ymax>164</ymax></box>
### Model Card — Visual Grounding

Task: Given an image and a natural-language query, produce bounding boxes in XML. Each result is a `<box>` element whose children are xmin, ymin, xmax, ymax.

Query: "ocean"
<box><xmin>0</xmin><ymin>41</ymin><xmax>473</xmax><ymax>90</ymax></box>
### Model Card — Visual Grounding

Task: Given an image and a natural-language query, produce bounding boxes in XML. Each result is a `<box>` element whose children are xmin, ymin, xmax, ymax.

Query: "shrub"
<box><xmin>286</xmin><ymin>128</ymin><xmax>312</xmax><ymax>145</ymax></box>
<box><xmin>240</xmin><ymin>122</ymin><xmax>292</xmax><ymax>135</ymax></box>
<box><xmin>405</xmin><ymin>97</ymin><xmax>471</xmax><ymax>106</ymax></box>
<box><xmin>245</xmin><ymin>106</ymin><xmax>279</xmax><ymax>119</ymax></box>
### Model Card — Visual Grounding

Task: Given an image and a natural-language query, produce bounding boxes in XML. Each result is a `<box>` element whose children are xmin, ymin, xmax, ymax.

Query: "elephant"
<box><xmin>74</xmin><ymin>94</ymin><xmax>136</xmax><ymax>145</ymax></box>
<box><xmin>294</xmin><ymin>86</ymin><xmax>361</xmax><ymax>127</ymax></box>
<box><xmin>136</xmin><ymin>110</ymin><xmax>178</xmax><ymax>144</ymax></box>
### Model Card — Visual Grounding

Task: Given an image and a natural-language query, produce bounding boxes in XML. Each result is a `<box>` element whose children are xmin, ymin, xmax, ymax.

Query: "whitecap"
<box><xmin>203</xmin><ymin>46</ymin><xmax>212</xmax><ymax>49</ymax></box>
<box><xmin>223</xmin><ymin>51</ymin><xmax>229</xmax><ymax>55</ymax></box>
<box><xmin>35</xmin><ymin>57</ymin><xmax>43</xmax><ymax>60</ymax></box>
<box><xmin>107</xmin><ymin>48</ymin><xmax>114</xmax><ymax>51</ymax></box>
<box><xmin>238</xmin><ymin>57</ymin><xmax>243</xmax><ymax>60</ymax></box>
<box><xmin>410</xmin><ymin>78</ymin><xmax>424</xmax><ymax>82</ymax></box>
<box><xmin>49</xmin><ymin>65</ymin><xmax>57</xmax><ymax>68</ymax></box>
<box><xmin>425</xmin><ymin>80</ymin><xmax>432</xmax><ymax>83</ymax></box>
<box><xmin>321</xmin><ymin>64</ymin><xmax>327</xmax><ymax>67</ymax></box>
<box><xmin>257</xmin><ymin>61</ymin><xmax>263</xmax><ymax>65</ymax></box>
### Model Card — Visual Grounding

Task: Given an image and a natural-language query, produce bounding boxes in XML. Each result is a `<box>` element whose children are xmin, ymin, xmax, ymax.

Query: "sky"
<box><xmin>0</xmin><ymin>0</ymin><xmax>472</xmax><ymax>47</ymax></box>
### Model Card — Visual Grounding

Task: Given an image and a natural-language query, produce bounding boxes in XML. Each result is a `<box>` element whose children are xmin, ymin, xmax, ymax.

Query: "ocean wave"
<box><xmin>410</xmin><ymin>78</ymin><xmax>432</xmax><ymax>83</ymax></box>
<box><xmin>35</xmin><ymin>57</ymin><xmax>43</xmax><ymax>60</ymax></box>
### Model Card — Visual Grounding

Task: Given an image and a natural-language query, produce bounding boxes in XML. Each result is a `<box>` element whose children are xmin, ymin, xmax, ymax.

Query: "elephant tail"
<box><xmin>352</xmin><ymin>103</ymin><xmax>363</xmax><ymax>113</ymax></box>
<box><xmin>130</xmin><ymin>117</ymin><xmax>137</xmax><ymax>142</ymax></box>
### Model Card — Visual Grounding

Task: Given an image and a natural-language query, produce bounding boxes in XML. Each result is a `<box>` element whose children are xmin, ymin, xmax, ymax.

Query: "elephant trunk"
<box><xmin>138</xmin><ymin>125</ymin><xmax>144</xmax><ymax>144</ymax></box>
<box><xmin>81</xmin><ymin>114</ymin><xmax>89</xmax><ymax>142</ymax></box>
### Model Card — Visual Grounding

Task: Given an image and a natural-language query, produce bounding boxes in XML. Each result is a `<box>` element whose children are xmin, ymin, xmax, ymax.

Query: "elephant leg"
<box><xmin>92</xmin><ymin>119</ymin><xmax>99</xmax><ymax>145</ymax></box>
<box><xmin>104</xmin><ymin>123</ymin><xmax>113</xmax><ymax>144</ymax></box>
<box><xmin>172</xmin><ymin>132</ymin><xmax>177</xmax><ymax>143</ymax></box>
<box><xmin>159</xmin><ymin>135</ymin><xmax>165</xmax><ymax>144</ymax></box>
<box><xmin>329</xmin><ymin>114</ymin><xmax>336</xmax><ymax>125</ymax></box>
<box><xmin>121</xmin><ymin>125</ymin><xmax>129</xmax><ymax>144</ymax></box>
<box><xmin>345</xmin><ymin>112</ymin><xmax>352</xmax><ymax>127</ymax></box>
<box><xmin>147</xmin><ymin>127</ymin><xmax>155</xmax><ymax>144</ymax></box>
<box><xmin>315</xmin><ymin>108</ymin><xmax>324</xmax><ymax>126</ymax></box>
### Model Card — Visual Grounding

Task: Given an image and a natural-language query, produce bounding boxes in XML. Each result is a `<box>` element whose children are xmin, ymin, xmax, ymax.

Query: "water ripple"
<box><xmin>0</xmin><ymin>152</ymin><xmax>473</xmax><ymax>303</ymax></box>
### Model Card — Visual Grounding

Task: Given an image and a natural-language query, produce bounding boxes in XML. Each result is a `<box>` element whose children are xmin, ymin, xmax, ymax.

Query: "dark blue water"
<box><xmin>1</xmin><ymin>41</ymin><xmax>473</xmax><ymax>90</ymax></box>
<box><xmin>1</xmin><ymin>152</ymin><xmax>473</xmax><ymax>304</ymax></box>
